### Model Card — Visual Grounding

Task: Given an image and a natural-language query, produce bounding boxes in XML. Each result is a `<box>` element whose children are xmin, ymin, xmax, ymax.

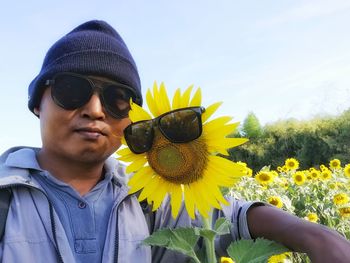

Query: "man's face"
<box><xmin>35</xmin><ymin>76</ymin><xmax>132</xmax><ymax>164</ymax></box>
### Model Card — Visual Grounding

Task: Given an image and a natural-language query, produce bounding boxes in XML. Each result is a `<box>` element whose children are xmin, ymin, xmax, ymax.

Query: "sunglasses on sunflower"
<box><xmin>45</xmin><ymin>73</ymin><xmax>141</xmax><ymax>119</ymax></box>
<box><xmin>124</xmin><ymin>106</ymin><xmax>206</xmax><ymax>154</ymax></box>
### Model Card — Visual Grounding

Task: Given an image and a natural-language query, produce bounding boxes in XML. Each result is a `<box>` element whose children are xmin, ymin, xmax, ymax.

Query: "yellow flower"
<box><xmin>268</xmin><ymin>196</ymin><xmax>283</xmax><ymax>208</ymax></box>
<box><xmin>285</xmin><ymin>158</ymin><xmax>299</xmax><ymax>170</ymax></box>
<box><xmin>293</xmin><ymin>171</ymin><xmax>306</xmax><ymax>186</ymax></box>
<box><xmin>329</xmin><ymin>159</ymin><xmax>341</xmax><ymax>170</ymax></box>
<box><xmin>344</xmin><ymin>164</ymin><xmax>350</xmax><ymax>178</ymax></box>
<box><xmin>333</xmin><ymin>193</ymin><xmax>349</xmax><ymax>205</ymax></box>
<box><xmin>237</xmin><ymin>162</ymin><xmax>252</xmax><ymax>177</ymax></box>
<box><xmin>117</xmin><ymin>83</ymin><xmax>248</xmax><ymax>219</ymax></box>
<box><xmin>309</xmin><ymin>169</ymin><xmax>320</xmax><ymax>180</ymax></box>
<box><xmin>320</xmin><ymin>169</ymin><xmax>332</xmax><ymax>181</ymax></box>
<box><xmin>255</xmin><ymin>171</ymin><xmax>274</xmax><ymax>185</ymax></box>
<box><xmin>329</xmin><ymin>182</ymin><xmax>337</xmax><ymax>190</ymax></box>
<box><xmin>268</xmin><ymin>252</ymin><xmax>288</xmax><ymax>263</ymax></box>
<box><xmin>246</xmin><ymin>168</ymin><xmax>253</xmax><ymax>177</ymax></box>
<box><xmin>305</xmin><ymin>213</ymin><xmax>318</xmax><ymax>223</ymax></box>
<box><xmin>221</xmin><ymin>257</ymin><xmax>235</xmax><ymax>263</ymax></box>
<box><xmin>270</xmin><ymin>170</ymin><xmax>279</xmax><ymax>178</ymax></box>
<box><xmin>278</xmin><ymin>177</ymin><xmax>289</xmax><ymax>189</ymax></box>
<box><xmin>320</xmin><ymin>164</ymin><xmax>327</xmax><ymax>171</ymax></box>
<box><xmin>281</xmin><ymin>165</ymin><xmax>288</xmax><ymax>173</ymax></box>
<box><xmin>339</xmin><ymin>207</ymin><xmax>350</xmax><ymax>218</ymax></box>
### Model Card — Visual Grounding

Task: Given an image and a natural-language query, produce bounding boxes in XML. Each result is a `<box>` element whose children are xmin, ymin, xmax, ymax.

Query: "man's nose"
<box><xmin>80</xmin><ymin>93</ymin><xmax>106</xmax><ymax>120</ymax></box>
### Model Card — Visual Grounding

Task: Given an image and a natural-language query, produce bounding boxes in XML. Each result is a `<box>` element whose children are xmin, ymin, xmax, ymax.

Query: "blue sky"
<box><xmin>1</xmin><ymin>0</ymin><xmax>350</xmax><ymax>152</ymax></box>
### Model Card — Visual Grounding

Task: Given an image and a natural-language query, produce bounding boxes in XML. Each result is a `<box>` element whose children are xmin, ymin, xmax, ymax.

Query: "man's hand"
<box><xmin>247</xmin><ymin>205</ymin><xmax>350</xmax><ymax>263</ymax></box>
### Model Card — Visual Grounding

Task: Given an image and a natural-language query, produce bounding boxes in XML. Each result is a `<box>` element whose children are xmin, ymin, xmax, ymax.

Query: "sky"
<box><xmin>1</xmin><ymin>0</ymin><xmax>350</xmax><ymax>153</ymax></box>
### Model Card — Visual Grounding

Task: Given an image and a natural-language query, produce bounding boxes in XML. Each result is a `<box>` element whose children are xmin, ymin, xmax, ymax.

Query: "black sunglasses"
<box><xmin>124</xmin><ymin>106</ymin><xmax>205</xmax><ymax>154</ymax></box>
<box><xmin>45</xmin><ymin>73</ymin><xmax>141</xmax><ymax>119</ymax></box>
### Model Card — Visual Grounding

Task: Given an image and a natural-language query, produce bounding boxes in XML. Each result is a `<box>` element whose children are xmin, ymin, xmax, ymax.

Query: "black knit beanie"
<box><xmin>28</xmin><ymin>20</ymin><xmax>142</xmax><ymax>114</ymax></box>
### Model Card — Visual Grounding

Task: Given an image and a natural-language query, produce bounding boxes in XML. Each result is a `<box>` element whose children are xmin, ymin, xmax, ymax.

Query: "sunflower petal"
<box><xmin>138</xmin><ymin>176</ymin><xmax>163</xmax><ymax>201</ymax></box>
<box><xmin>128</xmin><ymin>166</ymin><xmax>154</xmax><ymax>193</ymax></box>
<box><xmin>191</xmin><ymin>182</ymin><xmax>211</xmax><ymax>218</ymax></box>
<box><xmin>206</xmin><ymin>138</ymin><xmax>249</xmax><ymax>152</ymax></box>
<box><xmin>189</xmin><ymin>88</ymin><xmax>202</xmax><ymax>107</ymax></box>
<box><xmin>116</xmin><ymin>147</ymin><xmax>133</xmax><ymax>157</ymax></box>
<box><xmin>126</xmin><ymin>157</ymin><xmax>147</xmax><ymax>174</ymax></box>
<box><xmin>180</xmin><ymin>85</ymin><xmax>193</xmax><ymax>108</ymax></box>
<box><xmin>129</xmin><ymin>102</ymin><xmax>152</xmax><ymax>122</ymax></box>
<box><xmin>146</xmin><ymin>85</ymin><xmax>159</xmax><ymax>117</ymax></box>
<box><xmin>206</xmin><ymin>156</ymin><xmax>244</xmax><ymax>186</ymax></box>
<box><xmin>204</xmin><ymin>116</ymin><xmax>233</xmax><ymax>134</ymax></box>
<box><xmin>120</xmin><ymin>136</ymin><xmax>127</xmax><ymax>146</ymax></box>
<box><xmin>118</xmin><ymin>152</ymin><xmax>146</xmax><ymax>163</ymax></box>
<box><xmin>202</xmin><ymin>171</ymin><xmax>229</xmax><ymax>206</ymax></box>
<box><xmin>172</xmin><ymin>88</ymin><xmax>181</xmax><ymax>110</ymax></box>
<box><xmin>159</xmin><ymin>82</ymin><xmax>171</xmax><ymax>114</ymax></box>
<box><xmin>184</xmin><ymin>184</ymin><xmax>196</xmax><ymax>219</ymax></box>
<box><xmin>202</xmin><ymin>102</ymin><xmax>222</xmax><ymax>123</ymax></box>
<box><xmin>152</xmin><ymin>82</ymin><xmax>162</xmax><ymax>114</ymax></box>
<box><xmin>197</xmin><ymin>179</ymin><xmax>222</xmax><ymax>209</ymax></box>
<box><xmin>170</xmin><ymin>186</ymin><xmax>183</xmax><ymax>218</ymax></box>
<box><xmin>150</xmin><ymin>180</ymin><xmax>170</xmax><ymax>211</ymax></box>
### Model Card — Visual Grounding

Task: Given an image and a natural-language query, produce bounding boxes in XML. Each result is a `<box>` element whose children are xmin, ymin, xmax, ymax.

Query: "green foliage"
<box><xmin>143</xmin><ymin>218</ymin><xmax>232</xmax><ymax>263</ymax></box>
<box><xmin>143</xmin><ymin>227</ymin><xmax>200</xmax><ymax>262</ymax></box>
<box><xmin>241</xmin><ymin>112</ymin><xmax>263</xmax><ymax>139</ymax></box>
<box><xmin>230</xmin><ymin>109</ymin><xmax>350</xmax><ymax>172</ymax></box>
<box><xmin>227</xmin><ymin>238</ymin><xmax>289</xmax><ymax>263</ymax></box>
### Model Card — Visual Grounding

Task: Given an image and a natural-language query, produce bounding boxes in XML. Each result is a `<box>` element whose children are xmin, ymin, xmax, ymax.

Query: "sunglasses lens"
<box><xmin>102</xmin><ymin>85</ymin><xmax>133</xmax><ymax>118</ymax></box>
<box><xmin>124</xmin><ymin>121</ymin><xmax>154</xmax><ymax>154</ymax></box>
<box><xmin>51</xmin><ymin>74</ymin><xmax>92</xmax><ymax>110</ymax></box>
<box><xmin>159</xmin><ymin>109</ymin><xmax>201</xmax><ymax>143</ymax></box>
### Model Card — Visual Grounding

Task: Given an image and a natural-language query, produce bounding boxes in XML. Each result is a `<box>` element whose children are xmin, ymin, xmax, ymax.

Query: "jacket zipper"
<box><xmin>0</xmin><ymin>183</ymin><xmax>64</xmax><ymax>263</ymax></box>
<box><xmin>113</xmin><ymin>193</ymin><xmax>131</xmax><ymax>263</ymax></box>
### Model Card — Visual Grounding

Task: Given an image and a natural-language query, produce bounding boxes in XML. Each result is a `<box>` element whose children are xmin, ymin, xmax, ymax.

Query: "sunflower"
<box><xmin>255</xmin><ymin>171</ymin><xmax>274</xmax><ymax>186</ymax></box>
<box><xmin>329</xmin><ymin>159</ymin><xmax>341</xmax><ymax>170</ymax></box>
<box><xmin>339</xmin><ymin>207</ymin><xmax>350</xmax><ymax>218</ymax></box>
<box><xmin>305</xmin><ymin>213</ymin><xmax>318</xmax><ymax>223</ymax></box>
<box><xmin>267</xmin><ymin>196</ymin><xmax>283</xmax><ymax>208</ymax></box>
<box><xmin>117</xmin><ymin>83</ymin><xmax>248</xmax><ymax>218</ymax></box>
<box><xmin>320</xmin><ymin>169</ymin><xmax>332</xmax><ymax>181</ymax></box>
<box><xmin>333</xmin><ymin>193</ymin><xmax>349</xmax><ymax>206</ymax></box>
<box><xmin>309</xmin><ymin>169</ymin><xmax>320</xmax><ymax>180</ymax></box>
<box><xmin>268</xmin><ymin>253</ymin><xmax>290</xmax><ymax>263</ymax></box>
<box><xmin>344</xmin><ymin>164</ymin><xmax>350</xmax><ymax>178</ymax></box>
<box><xmin>285</xmin><ymin>158</ymin><xmax>299</xmax><ymax>171</ymax></box>
<box><xmin>236</xmin><ymin>161</ymin><xmax>252</xmax><ymax>177</ymax></box>
<box><xmin>220</xmin><ymin>257</ymin><xmax>235</xmax><ymax>263</ymax></box>
<box><xmin>293</xmin><ymin>171</ymin><xmax>306</xmax><ymax>186</ymax></box>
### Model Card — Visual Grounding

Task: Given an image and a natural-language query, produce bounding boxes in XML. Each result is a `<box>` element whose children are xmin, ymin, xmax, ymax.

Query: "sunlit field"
<box><xmin>229</xmin><ymin>158</ymin><xmax>350</xmax><ymax>262</ymax></box>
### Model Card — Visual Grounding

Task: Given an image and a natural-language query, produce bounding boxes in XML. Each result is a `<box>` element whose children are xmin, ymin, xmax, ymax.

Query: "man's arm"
<box><xmin>247</xmin><ymin>205</ymin><xmax>350</xmax><ymax>263</ymax></box>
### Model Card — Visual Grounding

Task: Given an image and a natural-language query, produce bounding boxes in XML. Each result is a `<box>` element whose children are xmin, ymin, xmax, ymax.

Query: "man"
<box><xmin>0</xmin><ymin>20</ymin><xmax>349</xmax><ymax>263</ymax></box>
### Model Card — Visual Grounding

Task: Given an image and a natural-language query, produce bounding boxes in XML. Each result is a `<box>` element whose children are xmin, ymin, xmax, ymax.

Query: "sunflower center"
<box><xmin>147</xmin><ymin>131</ymin><xmax>208</xmax><ymax>184</ymax></box>
<box><xmin>157</xmin><ymin>145</ymin><xmax>185</xmax><ymax>170</ymax></box>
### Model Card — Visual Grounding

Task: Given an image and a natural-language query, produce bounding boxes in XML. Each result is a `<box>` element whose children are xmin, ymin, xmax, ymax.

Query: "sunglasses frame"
<box><xmin>45</xmin><ymin>72</ymin><xmax>141</xmax><ymax>119</ymax></box>
<box><xmin>124</xmin><ymin>106</ymin><xmax>206</xmax><ymax>154</ymax></box>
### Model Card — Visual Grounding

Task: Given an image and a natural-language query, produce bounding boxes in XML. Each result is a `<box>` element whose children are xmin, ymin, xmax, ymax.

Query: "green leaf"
<box><xmin>214</xmin><ymin>217</ymin><xmax>232</xmax><ymax>235</ymax></box>
<box><xmin>227</xmin><ymin>238</ymin><xmax>290</xmax><ymax>263</ymax></box>
<box><xmin>198</xmin><ymin>228</ymin><xmax>217</xmax><ymax>242</ymax></box>
<box><xmin>143</xmin><ymin>227</ymin><xmax>200</xmax><ymax>261</ymax></box>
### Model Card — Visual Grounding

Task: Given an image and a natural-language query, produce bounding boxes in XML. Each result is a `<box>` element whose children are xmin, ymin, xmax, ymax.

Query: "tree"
<box><xmin>241</xmin><ymin>112</ymin><xmax>263</xmax><ymax>139</ymax></box>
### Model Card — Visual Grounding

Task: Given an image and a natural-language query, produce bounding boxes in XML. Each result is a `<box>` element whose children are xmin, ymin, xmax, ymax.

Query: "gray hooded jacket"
<box><xmin>0</xmin><ymin>147</ymin><xmax>258</xmax><ymax>263</ymax></box>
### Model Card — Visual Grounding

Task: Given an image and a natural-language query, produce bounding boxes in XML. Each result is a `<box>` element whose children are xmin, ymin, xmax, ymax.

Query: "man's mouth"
<box><xmin>75</xmin><ymin>127</ymin><xmax>106</xmax><ymax>139</ymax></box>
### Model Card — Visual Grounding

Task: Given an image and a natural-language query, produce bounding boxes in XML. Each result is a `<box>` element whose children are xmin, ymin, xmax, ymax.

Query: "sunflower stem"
<box><xmin>202</xmin><ymin>211</ymin><xmax>217</xmax><ymax>263</ymax></box>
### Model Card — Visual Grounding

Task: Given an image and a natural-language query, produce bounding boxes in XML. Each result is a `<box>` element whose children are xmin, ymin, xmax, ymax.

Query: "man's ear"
<box><xmin>34</xmin><ymin>107</ymin><xmax>40</xmax><ymax>117</ymax></box>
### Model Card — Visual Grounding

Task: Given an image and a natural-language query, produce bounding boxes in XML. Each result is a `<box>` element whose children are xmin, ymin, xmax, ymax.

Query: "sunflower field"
<box><xmin>228</xmin><ymin>158</ymin><xmax>350</xmax><ymax>262</ymax></box>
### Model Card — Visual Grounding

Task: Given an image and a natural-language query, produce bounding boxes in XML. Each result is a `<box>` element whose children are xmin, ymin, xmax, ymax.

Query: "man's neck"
<box><xmin>37</xmin><ymin>150</ymin><xmax>106</xmax><ymax>196</ymax></box>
